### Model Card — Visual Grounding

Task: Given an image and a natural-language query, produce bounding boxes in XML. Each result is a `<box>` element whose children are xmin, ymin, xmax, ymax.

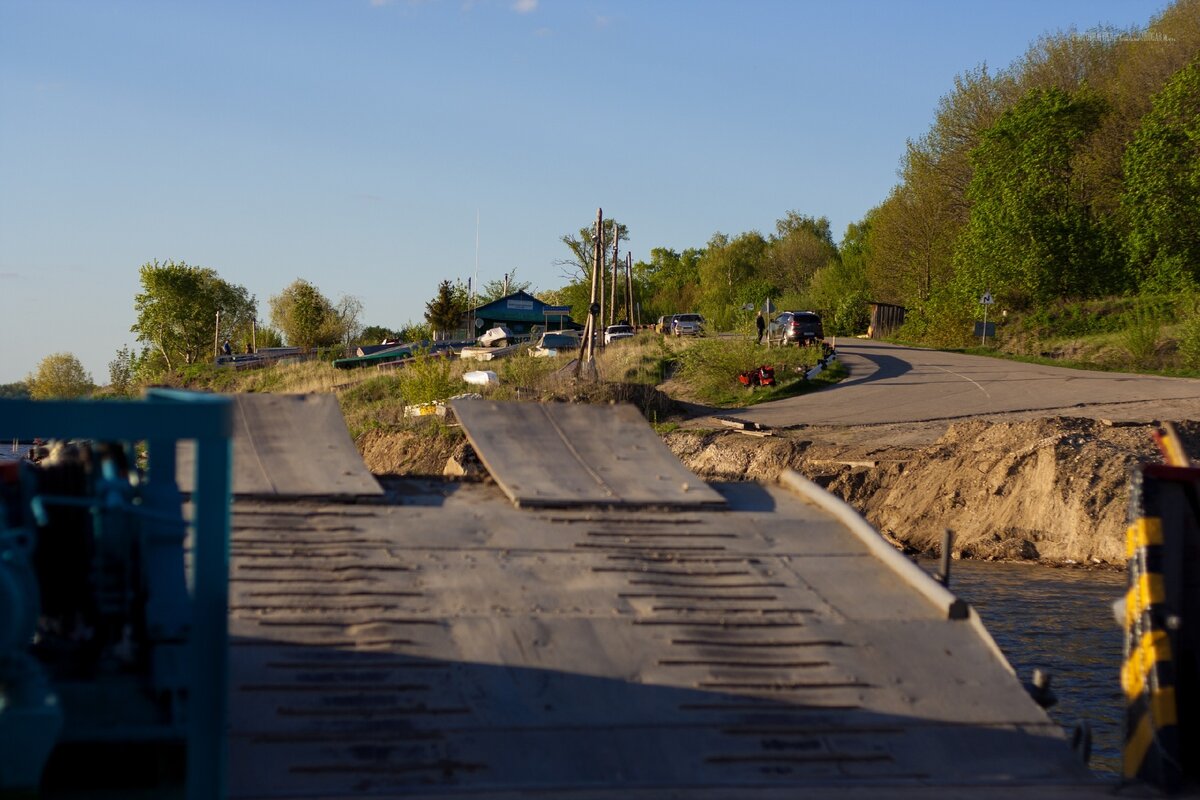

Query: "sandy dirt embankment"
<box><xmin>665</xmin><ymin>413</ymin><xmax>1198</xmax><ymax>566</ymax></box>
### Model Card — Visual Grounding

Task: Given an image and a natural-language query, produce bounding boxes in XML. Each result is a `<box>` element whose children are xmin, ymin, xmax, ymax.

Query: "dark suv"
<box><xmin>769</xmin><ymin>311</ymin><xmax>824</xmax><ymax>346</ymax></box>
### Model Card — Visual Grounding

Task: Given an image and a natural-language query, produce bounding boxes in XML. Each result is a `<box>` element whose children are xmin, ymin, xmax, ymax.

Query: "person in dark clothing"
<box><xmin>755</xmin><ymin>311</ymin><xmax>766</xmax><ymax>344</ymax></box>
<box><xmin>222</xmin><ymin>338</ymin><xmax>232</xmax><ymax>356</ymax></box>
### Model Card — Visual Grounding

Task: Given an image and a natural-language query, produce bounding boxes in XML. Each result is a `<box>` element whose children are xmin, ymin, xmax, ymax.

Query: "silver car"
<box><xmin>671</xmin><ymin>313</ymin><xmax>704</xmax><ymax>336</ymax></box>
<box><xmin>531</xmin><ymin>331</ymin><xmax>580</xmax><ymax>358</ymax></box>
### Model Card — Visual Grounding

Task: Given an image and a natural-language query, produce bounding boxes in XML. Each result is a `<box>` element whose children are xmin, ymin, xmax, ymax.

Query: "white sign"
<box><xmin>980</xmin><ymin>292</ymin><xmax>994</xmax><ymax>306</ymax></box>
<box><xmin>507</xmin><ymin>299</ymin><xmax>534</xmax><ymax>310</ymax></box>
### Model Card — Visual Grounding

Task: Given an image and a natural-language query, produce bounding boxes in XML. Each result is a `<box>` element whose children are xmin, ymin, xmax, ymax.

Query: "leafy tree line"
<box><xmin>124</xmin><ymin>261</ymin><xmax>373</xmax><ymax>382</ymax></box>
<box><xmin>536</xmin><ymin>211</ymin><xmax>868</xmax><ymax>337</ymax></box>
<box><xmin>853</xmin><ymin>0</ymin><xmax>1200</xmax><ymax>344</ymax></box>
<box><xmin>530</xmin><ymin>1</ymin><xmax>1198</xmax><ymax>343</ymax></box>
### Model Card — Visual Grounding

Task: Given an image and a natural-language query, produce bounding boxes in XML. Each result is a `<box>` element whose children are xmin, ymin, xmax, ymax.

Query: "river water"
<box><xmin>926</xmin><ymin>559</ymin><xmax>1127</xmax><ymax>779</ymax></box>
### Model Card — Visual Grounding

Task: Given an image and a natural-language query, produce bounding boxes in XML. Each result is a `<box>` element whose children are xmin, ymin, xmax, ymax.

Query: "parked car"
<box><xmin>603</xmin><ymin>324</ymin><xmax>635</xmax><ymax>345</ymax></box>
<box><xmin>530</xmin><ymin>331</ymin><xmax>580</xmax><ymax>358</ymax></box>
<box><xmin>671</xmin><ymin>313</ymin><xmax>705</xmax><ymax>337</ymax></box>
<box><xmin>768</xmin><ymin>311</ymin><xmax>824</xmax><ymax>346</ymax></box>
<box><xmin>655</xmin><ymin>315</ymin><xmax>677</xmax><ymax>335</ymax></box>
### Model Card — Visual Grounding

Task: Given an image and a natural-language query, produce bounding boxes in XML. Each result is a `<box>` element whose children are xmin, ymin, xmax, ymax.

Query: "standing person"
<box><xmin>755</xmin><ymin>311</ymin><xmax>766</xmax><ymax>344</ymax></box>
<box><xmin>222</xmin><ymin>338</ymin><xmax>232</xmax><ymax>357</ymax></box>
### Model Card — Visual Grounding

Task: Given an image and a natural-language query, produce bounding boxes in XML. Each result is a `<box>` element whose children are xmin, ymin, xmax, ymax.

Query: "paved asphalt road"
<box><xmin>715</xmin><ymin>340</ymin><xmax>1200</xmax><ymax>429</ymax></box>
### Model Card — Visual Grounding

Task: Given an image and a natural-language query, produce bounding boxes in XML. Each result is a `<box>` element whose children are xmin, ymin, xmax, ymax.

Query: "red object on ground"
<box><xmin>738</xmin><ymin>365</ymin><xmax>776</xmax><ymax>387</ymax></box>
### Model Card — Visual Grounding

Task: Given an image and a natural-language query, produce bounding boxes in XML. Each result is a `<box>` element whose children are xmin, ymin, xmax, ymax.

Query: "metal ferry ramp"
<box><xmin>224</xmin><ymin>397</ymin><xmax>1101</xmax><ymax>798</ymax></box>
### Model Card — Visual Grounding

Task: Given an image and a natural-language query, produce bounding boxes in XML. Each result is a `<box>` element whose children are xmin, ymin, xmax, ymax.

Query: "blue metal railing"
<box><xmin>0</xmin><ymin>389</ymin><xmax>232</xmax><ymax>800</ymax></box>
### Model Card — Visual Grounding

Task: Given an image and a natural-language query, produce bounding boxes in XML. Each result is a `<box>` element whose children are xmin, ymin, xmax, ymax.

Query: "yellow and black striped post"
<box><xmin>1122</xmin><ymin>460</ymin><xmax>1198</xmax><ymax>790</ymax></box>
<box><xmin>1122</xmin><ymin>511</ymin><xmax>1179</xmax><ymax>786</ymax></box>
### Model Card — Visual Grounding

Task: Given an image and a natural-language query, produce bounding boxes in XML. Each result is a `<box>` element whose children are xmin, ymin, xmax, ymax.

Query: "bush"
<box><xmin>675</xmin><ymin>337</ymin><xmax>817</xmax><ymax>404</ymax></box>
<box><xmin>896</xmin><ymin>291</ymin><xmax>974</xmax><ymax>348</ymax></box>
<box><xmin>1120</xmin><ymin>300</ymin><xmax>1163</xmax><ymax>362</ymax></box>
<box><xmin>499</xmin><ymin>351</ymin><xmax>558</xmax><ymax>390</ymax></box>
<box><xmin>1178</xmin><ymin>314</ymin><xmax>1200</xmax><ymax>369</ymax></box>
<box><xmin>829</xmin><ymin>291</ymin><xmax>870</xmax><ymax>337</ymax></box>
<box><xmin>397</xmin><ymin>351</ymin><xmax>459</xmax><ymax>406</ymax></box>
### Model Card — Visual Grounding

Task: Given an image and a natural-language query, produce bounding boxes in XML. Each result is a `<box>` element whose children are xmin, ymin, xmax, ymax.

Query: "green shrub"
<box><xmin>675</xmin><ymin>337</ymin><xmax>816</xmax><ymax>404</ymax></box>
<box><xmin>829</xmin><ymin>291</ymin><xmax>870</xmax><ymax>337</ymax></box>
<box><xmin>398</xmin><ymin>351</ymin><xmax>458</xmax><ymax>406</ymax></box>
<box><xmin>499</xmin><ymin>352</ymin><xmax>557</xmax><ymax>389</ymax></box>
<box><xmin>1120</xmin><ymin>300</ymin><xmax>1163</xmax><ymax>362</ymax></box>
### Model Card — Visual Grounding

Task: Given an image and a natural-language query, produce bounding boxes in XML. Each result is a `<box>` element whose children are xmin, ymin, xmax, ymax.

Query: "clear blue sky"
<box><xmin>0</xmin><ymin>0</ymin><xmax>1167</xmax><ymax>384</ymax></box>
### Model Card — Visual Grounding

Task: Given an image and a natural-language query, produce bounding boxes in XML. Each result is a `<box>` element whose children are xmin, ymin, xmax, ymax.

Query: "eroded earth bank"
<box><xmin>358</xmin><ymin>409</ymin><xmax>1199</xmax><ymax>568</ymax></box>
<box><xmin>663</xmin><ymin>416</ymin><xmax>1198</xmax><ymax>566</ymax></box>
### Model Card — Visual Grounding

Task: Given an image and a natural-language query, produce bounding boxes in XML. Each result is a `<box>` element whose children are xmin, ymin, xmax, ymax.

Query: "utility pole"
<box><xmin>625</xmin><ymin>252</ymin><xmax>634</xmax><ymax>325</ymax></box>
<box><xmin>610</xmin><ymin>224</ymin><xmax>619</xmax><ymax>328</ymax></box>
<box><xmin>214</xmin><ymin>309</ymin><xmax>221</xmax><ymax>359</ymax></box>
<box><xmin>575</xmin><ymin>208</ymin><xmax>603</xmax><ymax>377</ymax></box>
<box><xmin>597</xmin><ymin>220</ymin><xmax>605</xmax><ymax>346</ymax></box>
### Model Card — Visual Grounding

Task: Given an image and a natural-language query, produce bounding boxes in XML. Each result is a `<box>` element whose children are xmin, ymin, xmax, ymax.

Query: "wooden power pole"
<box><xmin>610</xmin><ymin>224</ymin><xmax>619</xmax><ymax>328</ymax></box>
<box><xmin>575</xmin><ymin>207</ymin><xmax>604</xmax><ymax>377</ymax></box>
<box><xmin>625</xmin><ymin>252</ymin><xmax>634</xmax><ymax>325</ymax></box>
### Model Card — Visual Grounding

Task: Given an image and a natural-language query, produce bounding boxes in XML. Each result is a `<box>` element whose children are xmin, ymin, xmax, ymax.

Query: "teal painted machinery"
<box><xmin>0</xmin><ymin>390</ymin><xmax>232</xmax><ymax>798</ymax></box>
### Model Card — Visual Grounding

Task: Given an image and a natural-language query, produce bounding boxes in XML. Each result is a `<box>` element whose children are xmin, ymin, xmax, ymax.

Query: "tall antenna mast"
<box><xmin>472</xmin><ymin>209</ymin><xmax>480</xmax><ymax>340</ymax></box>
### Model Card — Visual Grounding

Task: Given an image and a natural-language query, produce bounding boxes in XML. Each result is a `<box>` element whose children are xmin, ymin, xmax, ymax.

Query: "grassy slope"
<box><xmin>156</xmin><ymin>332</ymin><xmax>849</xmax><ymax>439</ymax></box>
<box><xmin>907</xmin><ymin>295</ymin><xmax>1200</xmax><ymax>378</ymax></box>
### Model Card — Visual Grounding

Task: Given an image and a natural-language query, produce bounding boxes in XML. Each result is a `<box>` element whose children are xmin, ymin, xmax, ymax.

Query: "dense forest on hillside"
<box><xmin>543</xmin><ymin>0</ymin><xmax>1200</xmax><ymax>343</ymax></box>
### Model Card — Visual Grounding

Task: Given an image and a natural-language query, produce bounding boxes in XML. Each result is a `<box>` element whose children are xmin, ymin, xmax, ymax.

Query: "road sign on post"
<box><xmin>979</xmin><ymin>292</ymin><xmax>993</xmax><ymax>346</ymax></box>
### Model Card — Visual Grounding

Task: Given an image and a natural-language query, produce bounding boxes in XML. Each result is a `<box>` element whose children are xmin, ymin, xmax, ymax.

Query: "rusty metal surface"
<box><xmin>225</xmin><ymin>478</ymin><xmax>1097</xmax><ymax>798</ymax></box>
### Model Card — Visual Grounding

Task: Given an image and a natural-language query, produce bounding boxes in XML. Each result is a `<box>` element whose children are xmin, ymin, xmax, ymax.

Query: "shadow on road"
<box><xmin>837</xmin><ymin>352</ymin><xmax>912</xmax><ymax>388</ymax></box>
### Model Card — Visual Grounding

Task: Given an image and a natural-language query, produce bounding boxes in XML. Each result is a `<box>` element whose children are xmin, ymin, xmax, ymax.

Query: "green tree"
<box><xmin>360</xmin><ymin>325</ymin><xmax>399</xmax><ymax>345</ymax></box>
<box><xmin>27</xmin><ymin>352</ymin><xmax>93</xmax><ymax>399</ymax></box>
<box><xmin>558</xmin><ymin>218</ymin><xmax>629</xmax><ymax>283</ymax></box>
<box><xmin>633</xmin><ymin>247</ymin><xmax>703</xmax><ymax>322</ymax></box>
<box><xmin>1122</xmin><ymin>58</ymin><xmax>1200</xmax><ymax>291</ymax></box>
<box><xmin>867</xmin><ymin>66</ymin><xmax>1016</xmax><ymax>306</ymax></box>
<box><xmin>696</xmin><ymin>231</ymin><xmax>769</xmax><ymax>326</ymax></box>
<box><xmin>424</xmin><ymin>280</ymin><xmax>469</xmax><ymax>339</ymax></box>
<box><xmin>478</xmin><ymin>269</ymin><xmax>534</xmax><ymax>302</ymax></box>
<box><xmin>269</xmin><ymin>279</ymin><xmax>347</xmax><ymax>349</ymax></box>
<box><xmin>254</xmin><ymin>325</ymin><xmax>284</xmax><ymax>349</ymax></box>
<box><xmin>537</xmin><ymin>280</ymin><xmax>593</xmax><ymax>323</ymax></box>
<box><xmin>335</xmin><ymin>295</ymin><xmax>364</xmax><ymax>347</ymax></box>
<box><xmin>956</xmin><ymin>87</ymin><xmax>1123</xmax><ymax>303</ymax></box>
<box><xmin>131</xmin><ymin>260</ymin><xmax>257</xmax><ymax>372</ymax></box>
<box><xmin>397</xmin><ymin>321</ymin><xmax>433</xmax><ymax>343</ymax></box>
<box><xmin>806</xmin><ymin>221</ymin><xmax>871</xmax><ymax>323</ymax></box>
<box><xmin>107</xmin><ymin>345</ymin><xmax>136</xmax><ymax>397</ymax></box>
<box><xmin>0</xmin><ymin>381</ymin><xmax>30</xmax><ymax>399</ymax></box>
<box><xmin>763</xmin><ymin>212</ymin><xmax>840</xmax><ymax>295</ymax></box>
